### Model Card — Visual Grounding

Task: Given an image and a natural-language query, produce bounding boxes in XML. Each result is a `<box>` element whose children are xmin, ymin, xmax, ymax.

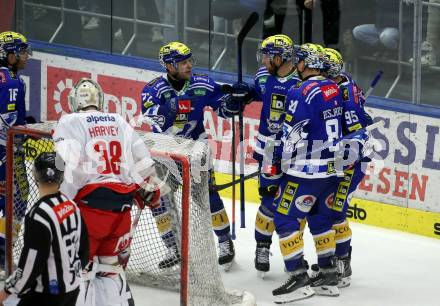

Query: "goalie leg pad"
<box><xmin>333</xmin><ymin>220</ymin><xmax>352</xmax><ymax>257</ymax></box>
<box><xmin>255</xmin><ymin>205</ymin><xmax>275</xmax><ymax>241</ymax></box>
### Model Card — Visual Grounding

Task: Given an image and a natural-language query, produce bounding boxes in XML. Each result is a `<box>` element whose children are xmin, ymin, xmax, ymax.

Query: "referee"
<box><xmin>0</xmin><ymin>152</ymin><xmax>89</xmax><ymax>306</ymax></box>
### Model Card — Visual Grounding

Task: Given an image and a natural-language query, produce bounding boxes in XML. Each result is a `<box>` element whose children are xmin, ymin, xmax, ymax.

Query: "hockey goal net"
<box><xmin>5</xmin><ymin>123</ymin><xmax>254</xmax><ymax>306</ymax></box>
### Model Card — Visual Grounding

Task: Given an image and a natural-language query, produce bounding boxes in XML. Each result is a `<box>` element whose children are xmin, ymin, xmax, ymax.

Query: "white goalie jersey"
<box><xmin>52</xmin><ymin>111</ymin><xmax>155</xmax><ymax>199</ymax></box>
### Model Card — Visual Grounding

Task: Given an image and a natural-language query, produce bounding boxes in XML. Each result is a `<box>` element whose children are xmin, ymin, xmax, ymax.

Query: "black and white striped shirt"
<box><xmin>5</xmin><ymin>192</ymin><xmax>89</xmax><ymax>296</ymax></box>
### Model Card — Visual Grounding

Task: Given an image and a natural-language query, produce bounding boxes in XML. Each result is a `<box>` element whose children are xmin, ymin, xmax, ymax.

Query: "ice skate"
<box><xmin>218</xmin><ymin>239</ymin><xmax>235</xmax><ymax>271</ymax></box>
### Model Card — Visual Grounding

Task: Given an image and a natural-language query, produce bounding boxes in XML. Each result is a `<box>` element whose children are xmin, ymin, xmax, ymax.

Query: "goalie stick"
<box><xmin>214</xmin><ymin>70</ymin><xmax>384</xmax><ymax>192</ymax></box>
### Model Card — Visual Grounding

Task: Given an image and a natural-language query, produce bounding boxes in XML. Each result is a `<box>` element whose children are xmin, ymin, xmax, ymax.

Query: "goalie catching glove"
<box><xmin>134</xmin><ymin>176</ymin><xmax>171</xmax><ymax>209</ymax></box>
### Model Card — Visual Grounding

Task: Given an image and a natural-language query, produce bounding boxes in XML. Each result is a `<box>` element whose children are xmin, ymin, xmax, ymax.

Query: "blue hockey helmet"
<box><xmin>0</xmin><ymin>31</ymin><xmax>31</xmax><ymax>64</ymax></box>
<box><xmin>295</xmin><ymin>43</ymin><xmax>325</xmax><ymax>70</ymax></box>
<box><xmin>323</xmin><ymin>48</ymin><xmax>344</xmax><ymax>78</ymax></box>
<box><xmin>257</xmin><ymin>34</ymin><xmax>294</xmax><ymax>62</ymax></box>
<box><xmin>159</xmin><ymin>42</ymin><xmax>194</xmax><ymax>69</ymax></box>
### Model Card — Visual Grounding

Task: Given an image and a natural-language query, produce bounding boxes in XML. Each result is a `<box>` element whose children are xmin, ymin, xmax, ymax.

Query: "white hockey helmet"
<box><xmin>68</xmin><ymin>78</ymin><xmax>104</xmax><ymax>112</ymax></box>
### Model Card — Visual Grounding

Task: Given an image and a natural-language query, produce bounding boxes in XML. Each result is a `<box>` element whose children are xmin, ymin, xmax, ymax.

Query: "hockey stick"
<box><xmin>236</xmin><ymin>11</ymin><xmax>259</xmax><ymax>230</ymax></box>
<box><xmin>364</xmin><ymin>70</ymin><xmax>383</xmax><ymax>99</ymax></box>
<box><xmin>215</xmin><ymin>71</ymin><xmax>384</xmax><ymax>192</ymax></box>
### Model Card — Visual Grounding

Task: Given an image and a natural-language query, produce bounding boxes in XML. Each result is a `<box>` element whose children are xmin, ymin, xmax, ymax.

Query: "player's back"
<box><xmin>282</xmin><ymin>76</ymin><xmax>344</xmax><ymax>177</ymax></box>
<box><xmin>54</xmin><ymin>111</ymin><xmax>153</xmax><ymax>198</ymax></box>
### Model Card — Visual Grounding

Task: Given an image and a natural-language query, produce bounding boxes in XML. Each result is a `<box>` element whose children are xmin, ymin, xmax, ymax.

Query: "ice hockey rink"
<box><xmin>2</xmin><ymin>198</ymin><xmax>439</xmax><ymax>306</ymax></box>
<box><xmin>127</xmin><ymin>199</ymin><xmax>440</xmax><ymax>306</ymax></box>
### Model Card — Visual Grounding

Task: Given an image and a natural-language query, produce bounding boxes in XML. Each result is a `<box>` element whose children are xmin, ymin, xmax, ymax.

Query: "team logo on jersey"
<box><xmin>178</xmin><ymin>99</ymin><xmax>191</xmax><ymax>113</ymax></box>
<box><xmin>259</xmin><ymin>84</ymin><xmax>266</xmax><ymax>94</ymax></box>
<box><xmin>321</xmin><ymin>84</ymin><xmax>339</xmax><ymax>101</ymax></box>
<box><xmin>342</xmin><ymin>87</ymin><xmax>349</xmax><ymax>101</ymax></box>
<box><xmin>53</xmin><ymin>201</ymin><xmax>76</xmax><ymax>224</ymax></box>
<box><xmin>259</xmin><ymin>76</ymin><xmax>268</xmax><ymax>84</ymax></box>
<box><xmin>295</xmin><ymin>195</ymin><xmax>316</xmax><ymax>213</ymax></box>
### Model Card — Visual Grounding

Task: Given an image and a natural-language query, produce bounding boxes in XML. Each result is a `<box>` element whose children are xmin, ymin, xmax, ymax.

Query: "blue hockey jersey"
<box><xmin>141</xmin><ymin>74</ymin><xmax>232</xmax><ymax>140</ymax></box>
<box><xmin>253</xmin><ymin>67</ymin><xmax>300</xmax><ymax>164</ymax></box>
<box><xmin>278</xmin><ymin>75</ymin><xmax>344</xmax><ymax>178</ymax></box>
<box><xmin>0</xmin><ymin>67</ymin><xmax>26</xmax><ymax>147</ymax></box>
<box><xmin>338</xmin><ymin>72</ymin><xmax>373</xmax><ymax>135</ymax></box>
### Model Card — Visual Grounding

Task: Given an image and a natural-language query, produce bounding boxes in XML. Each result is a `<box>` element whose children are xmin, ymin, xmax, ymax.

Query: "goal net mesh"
<box><xmin>7</xmin><ymin>122</ymin><xmax>246</xmax><ymax>306</ymax></box>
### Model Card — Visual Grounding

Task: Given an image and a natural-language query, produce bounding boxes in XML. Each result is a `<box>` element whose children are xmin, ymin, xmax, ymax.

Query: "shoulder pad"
<box><xmin>255</xmin><ymin>67</ymin><xmax>270</xmax><ymax>81</ymax></box>
<box><xmin>146</xmin><ymin>76</ymin><xmax>162</xmax><ymax>87</ymax></box>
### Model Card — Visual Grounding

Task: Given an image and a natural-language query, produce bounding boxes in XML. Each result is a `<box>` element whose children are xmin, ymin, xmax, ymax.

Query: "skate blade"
<box><xmin>273</xmin><ymin>286</ymin><xmax>314</xmax><ymax>304</ymax></box>
<box><xmin>221</xmin><ymin>260</ymin><xmax>234</xmax><ymax>272</ymax></box>
<box><xmin>257</xmin><ymin>271</ymin><xmax>267</xmax><ymax>279</ymax></box>
<box><xmin>338</xmin><ymin>277</ymin><xmax>351</xmax><ymax>288</ymax></box>
<box><xmin>311</xmin><ymin>285</ymin><xmax>340</xmax><ymax>296</ymax></box>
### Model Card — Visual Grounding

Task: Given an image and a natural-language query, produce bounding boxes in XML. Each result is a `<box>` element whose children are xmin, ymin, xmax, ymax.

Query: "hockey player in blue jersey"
<box><xmin>141</xmin><ymin>42</ymin><xmax>246</xmax><ymax>270</ymax></box>
<box><xmin>270</xmin><ymin>43</ymin><xmax>345</xmax><ymax>303</ymax></box>
<box><xmin>0</xmin><ymin>31</ymin><xmax>30</xmax><ymax>268</ymax></box>
<box><xmin>307</xmin><ymin>47</ymin><xmax>374</xmax><ymax>289</ymax></box>
<box><xmin>252</xmin><ymin>34</ymin><xmax>301</xmax><ymax>278</ymax></box>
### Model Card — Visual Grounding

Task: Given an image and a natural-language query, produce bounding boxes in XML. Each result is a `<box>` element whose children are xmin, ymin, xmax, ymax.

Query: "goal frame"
<box><xmin>5</xmin><ymin>125</ymin><xmax>191</xmax><ymax>306</ymax></box>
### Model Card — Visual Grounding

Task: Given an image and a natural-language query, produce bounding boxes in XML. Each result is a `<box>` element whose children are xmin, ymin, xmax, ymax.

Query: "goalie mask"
<box><xmin>68</xmin><ymin>78</ymin><xmax>104</xmax><ymax>112</ymax></box>
<box><xmin>159</xmin><ymin>41</ymin><xmax>195</xmax><ymax>69</ymax></box>
<box><xmin>257</xmin><ymin>34</ymin><xmax>294</xmax><ymax>63</ymax></box>
<box><xmin>323</xmin><ymin>48</ymin><xmax>344</xmax><ymax>78</ymax></box>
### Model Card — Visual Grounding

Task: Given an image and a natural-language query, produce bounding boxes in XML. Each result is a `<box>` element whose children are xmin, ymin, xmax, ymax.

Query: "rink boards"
<box><xmin>215</xmin><ymin>172</ymin><xmax>440</xmax><ymax>239</ymax></box>
<box><xmin>19</xmin><ymin>41</ymin><xmax>440</xmax><ymax>240</ymax></box>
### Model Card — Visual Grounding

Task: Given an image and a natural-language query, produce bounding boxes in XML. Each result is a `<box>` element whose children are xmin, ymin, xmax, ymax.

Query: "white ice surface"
<box><xmin>129</xmin><ymin>199</ymin><xmax>440</xmax><ymax>306</ymax></box>
<box><xmin>3</xmin><ymin>199</ymin><xmax>439</xmax><ymax>306</ymax></box>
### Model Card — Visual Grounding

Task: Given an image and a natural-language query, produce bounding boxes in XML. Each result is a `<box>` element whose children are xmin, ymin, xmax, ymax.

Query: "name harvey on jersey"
<box><xmin>87</xmin><ymin>115</ymin><xmax>119</xmax><ymax>137</ymax></box>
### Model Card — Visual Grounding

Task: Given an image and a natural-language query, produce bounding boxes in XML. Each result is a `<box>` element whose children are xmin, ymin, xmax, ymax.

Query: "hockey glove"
<box><xmin>258</xmin><ymin>163</ymin><xmax>282</xmax><ymax>197</ymax></box>
<box><xmin>232</xmin><ymin>82</ymin><xmax>254</xmax><ymax>105</ymax></box>
<box><xmin>134</xmin><ymin>177</ymin><xmax>162</xmax><ymax>209</ymax></box>
<box><xmin>134</xmin><ymin>188</ymin><xmax>161</xmax><ymax>210</ymax></box>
